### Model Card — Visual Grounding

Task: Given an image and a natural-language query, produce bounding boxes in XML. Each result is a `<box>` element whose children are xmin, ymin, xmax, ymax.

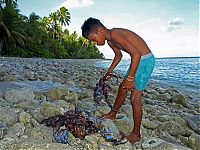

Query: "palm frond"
<box><xmin>0</xmin><ymin>22</ymin><xmax>11</xmax><ymax>38</ymax></box>
<box><xmin>11</xmin><ymin>30</ymin><xmax>26</xmax><ymax>46</ymax></box>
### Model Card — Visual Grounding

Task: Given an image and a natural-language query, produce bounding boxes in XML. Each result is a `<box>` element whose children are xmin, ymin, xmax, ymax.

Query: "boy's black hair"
<box><xmin>81</xmin><ymin>17</ymin><xmax>105</xmax><ymax>38</ymax></box>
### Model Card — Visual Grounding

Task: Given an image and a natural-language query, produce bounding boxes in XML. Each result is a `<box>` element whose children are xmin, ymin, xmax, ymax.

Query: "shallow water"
<box><xmin>0</xmin><ymin>80</ymin><xmax>62</xmax><ymax>93</ymax></box>
<box><xmin>0</xmin><ymin>80</ymin><xmax>82</xmax><ymax>96</ymax></box>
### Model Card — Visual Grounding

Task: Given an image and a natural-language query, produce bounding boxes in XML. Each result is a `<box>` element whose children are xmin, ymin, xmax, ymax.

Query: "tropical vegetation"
<box><xmin>0</xmin><ymin>0</ymin><xmax>104</xmax><ymax>59</ymax></box>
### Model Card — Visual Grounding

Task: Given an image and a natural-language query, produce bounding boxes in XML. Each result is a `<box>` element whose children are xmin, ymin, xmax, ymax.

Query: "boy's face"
<box><xmin>87</xmin><ymin>28</ymin><xmax>105</xmax><ymax>46</ymax></box>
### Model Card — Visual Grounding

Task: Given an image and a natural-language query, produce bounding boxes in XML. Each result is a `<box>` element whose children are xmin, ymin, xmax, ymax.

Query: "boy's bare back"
<box><xmin>108</xmin><ymin>28</ymin><xmax>151</xmax><ymax>56</ymax></box>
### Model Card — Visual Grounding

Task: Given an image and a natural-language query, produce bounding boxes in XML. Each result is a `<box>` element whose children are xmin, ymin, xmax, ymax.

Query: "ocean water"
<box><xmin>95</xmin><ymin>57</ymin><xmax>200</xmax><ymax>99</ymax></box>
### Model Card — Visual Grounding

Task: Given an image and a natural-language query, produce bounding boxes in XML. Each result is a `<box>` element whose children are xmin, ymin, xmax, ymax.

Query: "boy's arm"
<box><xmin>110</xmin><ymin>32</ymin><xmax>141</xmax><ymax>78</ymax></box>
<box><xmin>106</xmin><ymin>42</ymin><xmax>122</xmax><ymax>73</ymax></box>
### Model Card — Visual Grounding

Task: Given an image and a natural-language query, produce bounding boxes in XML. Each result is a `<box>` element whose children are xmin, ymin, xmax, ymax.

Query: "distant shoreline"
<box><xmin>103</xmin><ymin>56</ymin><xmax>200</xmax><ymax>60</ymax></box>
<box><xmin>156</xmin><ymin>56</ymin><xmax>200</xmax><ymax>59</ymax></box>
<box><xmin>1</xmin><ymin>56</ymin><xmax>199</xmax><ymax>60</ymax></box>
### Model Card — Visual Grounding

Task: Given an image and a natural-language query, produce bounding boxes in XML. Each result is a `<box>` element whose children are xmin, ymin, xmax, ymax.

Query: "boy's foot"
<box><xmin>100</xmin><ymin>110</ymin><xmax>116</xmax><ymax>120</ymax></box>
<box><xmin>126</xmin><ymin>132</ymin><xmax>141</xmax><ymax>144</ymax></box>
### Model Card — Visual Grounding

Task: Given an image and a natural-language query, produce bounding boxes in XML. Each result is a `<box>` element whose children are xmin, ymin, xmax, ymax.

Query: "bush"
<box><xmin>9</xmin><ymin>45</ymin><xmax>54</xmax><ymax>58</ymax></box>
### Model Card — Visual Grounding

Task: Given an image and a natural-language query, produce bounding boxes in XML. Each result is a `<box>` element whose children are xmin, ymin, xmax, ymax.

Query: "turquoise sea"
<box><xmin>95</xmin><ymin>57</ymin><xmax>200</xmax><ymax>100</ymax></box>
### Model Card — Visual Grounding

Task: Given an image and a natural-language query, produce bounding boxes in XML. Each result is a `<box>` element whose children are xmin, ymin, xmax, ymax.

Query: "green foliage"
<box><xmin>9</xmin><ymin>45</ymin><xmax>54</xmax><ymax>58</ymax></box>
<box><xmin>54</xmin><ymin>46</ymin><xmax>70</xmax><ymax>59</ymax></box>
<box><xmin>0</xmin><ymin>0</ymin><xmax>26</xmax><ymax>55</ymax></box>
<box><xmin>0</xmin><ymin>1</ymin><xmax>104</xmax><ymax>59</ymax></box>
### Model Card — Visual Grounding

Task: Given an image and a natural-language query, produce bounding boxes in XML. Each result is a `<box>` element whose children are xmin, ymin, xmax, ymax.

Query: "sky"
<box><xmin>18</xmin><ymin>0</ymin><xmax>199</xmax><ymax>59</ymax></box>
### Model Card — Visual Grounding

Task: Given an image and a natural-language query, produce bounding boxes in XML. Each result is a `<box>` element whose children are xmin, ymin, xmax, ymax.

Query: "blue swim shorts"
<box><xmin>124</xmin><ymin>53</ymin><xmax>155</xmax><ymax>91</ymax></box>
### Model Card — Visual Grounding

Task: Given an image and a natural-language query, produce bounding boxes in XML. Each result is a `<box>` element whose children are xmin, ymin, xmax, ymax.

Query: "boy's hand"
<box><xmin>122</xmin><ymin>80</ymin><xmax>134</xmax><ymax>91</ymax></box>
<box><xmin>103</xmin><ymin>71</ymin><xmax>112</xmax><ymax>81</ymax></box>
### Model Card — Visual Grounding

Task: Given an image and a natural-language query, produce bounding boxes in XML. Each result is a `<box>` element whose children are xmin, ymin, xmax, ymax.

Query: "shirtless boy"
<box><xmin>81</xmin><ymin>17</ymin><xmax>155</xmax><ymax>143</ymax></box>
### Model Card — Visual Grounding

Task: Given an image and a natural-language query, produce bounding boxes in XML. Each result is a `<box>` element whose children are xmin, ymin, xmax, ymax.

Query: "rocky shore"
<box><xmin>0</xmin><ymin>57</ymin><xmax>199</xmax><ymax>150</ymax></box>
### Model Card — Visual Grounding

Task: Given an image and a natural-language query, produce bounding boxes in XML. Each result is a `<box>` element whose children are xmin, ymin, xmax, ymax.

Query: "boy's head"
<box><xmin>81</xmin><ymin>17</ymin><xmax>106</xmax><ymax>45</ymax></box>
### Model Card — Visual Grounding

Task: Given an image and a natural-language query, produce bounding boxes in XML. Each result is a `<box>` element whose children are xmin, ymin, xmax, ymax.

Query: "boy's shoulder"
<box><xmin>110</xmin><ymin>28</ymin><xmax>130</xmax><ymax>32</ymax></box>
<box><xmin>110</xmin><ymin>28</ymin><xmax>124</xmax><ymax>32</ymax></box>
<box><xmin>110</xmin><ymin>28</ymin><xmax>133</xmax><ymax>36</ymax></box>
<box><xmin>110</xmin><ymin>28</ymin><xmax>123</xmax><ymax>37</ymax></box>
<box><xmin>110</xmin><ymin>28</ymin><xmax>138</xmax><ymax>40</ymax></box>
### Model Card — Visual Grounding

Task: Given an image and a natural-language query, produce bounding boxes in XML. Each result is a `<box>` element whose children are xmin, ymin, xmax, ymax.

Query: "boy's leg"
<box><xmin>102</xmin><ymin>80</ymin><xmax>127</xmax><ymax>120</ymax></box>
<box><xmin>126</xmin><ymin>90</ymin><xmax>142</xmax><ymax>143</ymax></box>
<box><xmin>124</xmin><ymin>53</ymin><xmax>155</xmax><ymax>143</ymax></box>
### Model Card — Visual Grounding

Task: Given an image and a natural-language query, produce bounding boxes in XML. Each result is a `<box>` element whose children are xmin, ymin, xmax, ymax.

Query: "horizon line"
<box><xmin>155</xmin><ymin>56</ymin><xmax>200</xmax><ymax>59</ymax></box>
<box><xmin>104</xmin><ymin>56</ymin><xmax>200</xmax><ymax>60</ymax></box>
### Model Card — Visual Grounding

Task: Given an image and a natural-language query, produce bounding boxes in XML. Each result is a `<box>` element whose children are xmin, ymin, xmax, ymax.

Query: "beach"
<box><xmin>0</xmin><ymin>57</ymin><xmax>199</xmax><ymax>150</ymax></box>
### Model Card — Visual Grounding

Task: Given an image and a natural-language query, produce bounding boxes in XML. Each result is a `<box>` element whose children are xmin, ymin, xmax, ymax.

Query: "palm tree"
<box><xmin>49</xmin><ymin>12</ymin><xmax>58</xmax><ymax>41</ymax></box>
<box><xmin>25</xmin><ymin>12</ymin><xmax>40</xmax><ymax>24</ymax></box>
<box><xmin>0</xmin><ymin>22</ymin><xmax>10</xmax><ymax>54</ymax></box>
<box><xmin>1</xmin><ymin>0</ymin><xmax>18</xmax><ymax>10</ymax></box>
<box><xmin>41</xmin><ymin>16</ymin><xmax>51</xmax><ymax>31</ymax></box>
<box><xmin>57</xmin><ymin>7</ymin><xmax>70</xmax><ymax>46</ymax></box>
<box><xmin>49</xmin><ymin>7</ymin><xmax>70</xmax><ymax>42</ymax></box>
<box><xmin>63</xmin><ymin>29</ymin><xmax>69</xmax><ymax>37</ymax></box>
<box><xmin>0</xmin><ymin>0</ymin><xmax>26</xmax><ymax>55</ymax></box>
<box><xmin>57</xmin><ymin>7</ymin><xmax>70</xmax><ymax>27</ymax></box>
<box><xmin>23</xmin><ymin>12</ymin><xmax>42</xmax><ymax>44</ymax></box>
